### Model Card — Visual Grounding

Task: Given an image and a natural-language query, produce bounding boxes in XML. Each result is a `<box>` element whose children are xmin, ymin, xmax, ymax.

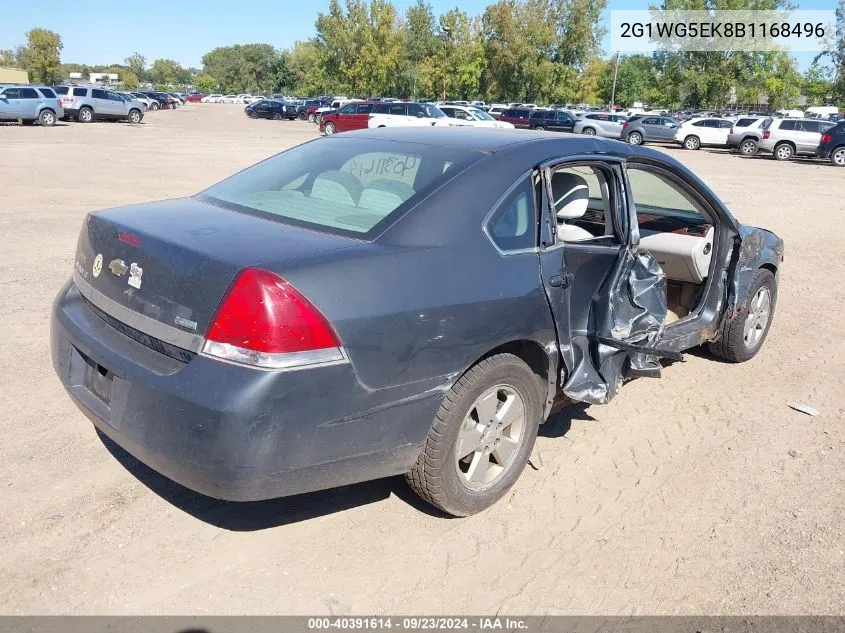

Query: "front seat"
<box><xmin>311</xmin><ymin>170</ymin><xmax>363</xmax><ymax>206</ymax></box>
<box><xmin>551</xmin><ymin>172</ymin><xmax>594</xmax><ymax>242</ymax></box>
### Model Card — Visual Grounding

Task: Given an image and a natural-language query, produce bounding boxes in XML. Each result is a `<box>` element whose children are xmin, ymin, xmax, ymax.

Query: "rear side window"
<box><xmin>91</xmin><ymin>89</ymin><xmax>108</xmax><ymax>99</ymax></box>
<box><xmin>779</xmin><ymin>120</ymin><xmax>797</xmax><ymax>131</ymax></box>
<box><xmin>800</xmin><ymin>120</ymin><xmax>821</xmax><ymax>133</ymax></box>
<box><xmin>200</xmin><ymin>138</ymin><xmax>484</xmax><ymax>238</ymax></box>
<box><xmin>389</xmin><ymin>103</ymin><xmax>406</xmax><ymax>115</ymax></box>
<box><xmin>735</xmin><ymin>118</ymin><xmax>756</xmax><ymax>128</ymax></box>
<box><xmin>73</xmin><ymin>87</ymin><xmax>87</xmax><ymax>97</ymax></box>
<box><xmin>38</xmin><ymin>87</ymin><xmax>56</xmax><ymax>98</ymax></box>
<box><xmin>529</xmin><ymin>110</ymin><xmax>545</xmax><ymax>119</ymax></box>
<box><xmin>487</xmin><ymin>177</ymin><xmax>536</xmax><ymax>252</ymax></box>
<box><xmin>20</xmin><ymin>88</ymin><xmax>38</xmax><ymax>99</ymax></box>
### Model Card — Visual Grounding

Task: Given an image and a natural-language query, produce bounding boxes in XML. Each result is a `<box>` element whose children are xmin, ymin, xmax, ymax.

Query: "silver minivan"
<box><xmin>572</xmin><ymin>112</ymin><xmax>628</xmax><ymax>138</ymax></box>
<box><xmin>0</xmin><ymin>85</ymin><xmax>64</xmax><ymax>126</ymax></box>
<box><xmin>54</xmin><ymin>85</ymin><xmax>144</xmax><ymax>123</ymax></box>
<box><xmin>757</xmin><ymin>117</ymin><xmax>836</xmax><ymax>160</ymax></box>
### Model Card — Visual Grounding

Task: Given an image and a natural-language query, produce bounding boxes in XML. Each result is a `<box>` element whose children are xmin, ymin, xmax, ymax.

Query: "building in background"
<box><xmin>0</xmin><ymin>67</ymin><xmax>29</xmax><ymax>84</ymax></box>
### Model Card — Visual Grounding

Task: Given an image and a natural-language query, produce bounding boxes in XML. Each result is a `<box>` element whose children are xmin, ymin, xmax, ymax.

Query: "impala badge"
<box><xmin>109</xmin><ymin>259</ymin><xmax>128</xmax><ymax>277</ymax></box>
<box><xmin>128</xmin><ymin>263</ymin><xmax>143</xmax><ymax>289</ymax></box>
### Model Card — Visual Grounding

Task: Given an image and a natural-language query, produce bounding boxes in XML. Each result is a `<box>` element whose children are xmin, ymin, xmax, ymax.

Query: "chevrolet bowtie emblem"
<box><xmin>109</xmin><ymin>259</ymin><xmax>128</xmax><ymax>277</ymax></box>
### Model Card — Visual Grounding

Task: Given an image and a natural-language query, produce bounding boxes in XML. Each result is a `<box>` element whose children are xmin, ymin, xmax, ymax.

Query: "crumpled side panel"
<box><xmin>562</xmin><ymin>250</ymin><xmax>667</xmax><ymax>405</ymax></box>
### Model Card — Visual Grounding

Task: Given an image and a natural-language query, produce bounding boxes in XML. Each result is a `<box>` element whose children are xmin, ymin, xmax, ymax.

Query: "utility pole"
<box><xmin>609</xmin><ymin>51</ymin><xmax>621</xmax><ymax>111</ymax></box>
<box><xmin>440</xmin><ymin>26</ymin><xmax>451</xmax><ymax>101</ymax></box>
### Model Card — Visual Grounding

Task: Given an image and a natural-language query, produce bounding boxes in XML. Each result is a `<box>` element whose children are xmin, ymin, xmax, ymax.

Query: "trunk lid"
<box><xmin>74</xmin><ymin>197</ymin><xmax>358</xmax><ymax>340</ymax></box>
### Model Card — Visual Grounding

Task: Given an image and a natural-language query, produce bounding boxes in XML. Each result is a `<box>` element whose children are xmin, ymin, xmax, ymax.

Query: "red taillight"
<box><xmin>56</xmin><ymin>100</ymin><xmax>62</xmax><ymax>108</ymax></box>
<box><xmin>762</xmin><ymin>131</ymin><xmax>770</xmax><ymax>139</ymax></box>
<box><xmin>118</xmin><ymin>231</ymin><xmax>141</xmax><ymax>246</ymax></box>
<box><xmin>622</xmin><ymin>122</ymin><xmax>629</xmax><ymax>129</ymax></box>
<box><xmin>204</xmin><ymin>268</ymin><xmax>342</xmax><ymax>369</ymax></box>
<box><xmin>822</xmin><ymin>133</ymin><xmax>831</xmax><ymax>143</ymax></box>
<box><xmin>729</xmin><ymin>127</ymin><xmax>734</xmax><ymax>134</ymax></box>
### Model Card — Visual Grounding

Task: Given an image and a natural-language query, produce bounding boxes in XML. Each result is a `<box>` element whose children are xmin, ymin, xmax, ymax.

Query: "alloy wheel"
<box><xmin>455</xmin><ymin>385</ymin><xmax>526</xmax><ymax>490</ymax></box>
<box><xmin>743</xmin><ymin>286</ymin><xmax>771</xmax><ymax>350</ymax></box>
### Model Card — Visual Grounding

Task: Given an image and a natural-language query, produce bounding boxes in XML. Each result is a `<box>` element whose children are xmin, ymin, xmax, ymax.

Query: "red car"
<box><xmin>185</xmin><ymin>93</ymin><xmax>205</xmax><ymax>103</ymax></box>
<box><xmin>319</xmin><ymin>101</ymin><xmax>380</xmax><ymax>135</ymax></box>
<box><xmin>497</xmin><ymin>108</ymin><xmax>531</xmax><ymax>129</ymax></box>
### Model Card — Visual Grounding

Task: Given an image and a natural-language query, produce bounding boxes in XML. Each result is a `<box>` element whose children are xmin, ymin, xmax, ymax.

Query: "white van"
<box><xmin>804</xmin><ymin>106</ymin><xmax>839</xmax><ymax>118</ymax></box>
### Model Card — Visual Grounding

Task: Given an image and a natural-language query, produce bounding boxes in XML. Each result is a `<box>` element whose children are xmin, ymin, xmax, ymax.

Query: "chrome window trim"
<box><xmin>482</xmin><ymin>170</ymin><xmax>540</xmax><ymax>257</ymax></box>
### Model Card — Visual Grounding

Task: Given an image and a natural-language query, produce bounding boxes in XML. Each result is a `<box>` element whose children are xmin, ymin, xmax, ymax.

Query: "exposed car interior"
<box><xmin>551</xmin><ymin>165</ymin><xmax>716</xmax><ymax>325</ymax></box>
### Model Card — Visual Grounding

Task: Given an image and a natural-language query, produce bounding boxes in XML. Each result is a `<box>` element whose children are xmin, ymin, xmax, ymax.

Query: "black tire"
<box><xmin>627</xmin><ymin>131</ymin><xmax>643</xmax><ymax>145</ymax></box>
<box><xmin>582</xmin><ymin>127</ymin><xmax>596</xmax><ymax>135</ymax></box>
<box><xmin>307</xmin><ymin>113</ymin><xmax>316</xmax><ymax>123</ymax></box>
<box><xmin>405</xmin><ymin>353</ymin><xmax>543</xmax><ymax>517</ymax></box>
<box><xmin>38</xmin><ymin>109</ymin><xmax>56</xmax><ymax>126</ymax></box>
<box><xmin>708</xmin><ymin>268</ymin><xmax>777</xmax><ymax>363</ymax></box>
<box><xmin>150</xmin><ymin>102</ymin><xmax>160</xmax><ymax>111</ymax></box>
<box><xmin>829</xmin><ymin>146</ymin><xmax>845</xmax><ymax>166</ymax></box>
<box><xmin>773</xmin><ymin>142</ymin><xmax>794</xmax><ymax>161</ymax></box>
<box><xmin>683</xmin><ymin>135</ymin><xmax>701</xmax><ymax>150</ymax></box>
<box><xmin>324</xmin><ymin>121</ymin><xmax>336</xmax><ymax>135</ymax></box>
<box><xmin>249</xmin><ymin>111</ymin><xmax>257</xmax><ymax>118</ymax></box>
<box><xmin>535</xmin><ymin>125</ymin><xmax>545</xmax><ymax>131</ymax></box>
<box><xmin>740</xmin><ymin>138</ymin><xmax>758</xmax><ymax>156</ymax></box>
<box><xmin>298</xmin><ymin>111</ymin><xmax>306</xmax><ymax>120</ymax></box>
<box><xmin>127</xmin><ymin>109</ymin><xmax>142</xmax><ymax>124</ymax></box>
<box><xmin>273</xmin><ymin>112</ymin><xmax>282</xmax><ymax>120</ymax></box>
<box><xmin>77</xmin><ymin>106</ymin><xmax>94</xmax><ymax>123</ymax></box>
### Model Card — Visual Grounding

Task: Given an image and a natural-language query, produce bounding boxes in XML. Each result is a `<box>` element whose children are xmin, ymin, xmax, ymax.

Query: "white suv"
<box><xmin>368</xmin><ymin>102</ymin><xmax>450</xmax><ymax>128</ymax></box>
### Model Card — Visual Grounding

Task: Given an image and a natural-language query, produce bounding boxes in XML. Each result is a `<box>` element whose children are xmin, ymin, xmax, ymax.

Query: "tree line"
<box><xmin>3</xmin><ymin>0</ymin><xmax>844</xmax><ymax>110</ymax></box>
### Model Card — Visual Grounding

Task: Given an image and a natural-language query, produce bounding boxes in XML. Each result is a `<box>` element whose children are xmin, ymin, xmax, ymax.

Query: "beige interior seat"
<box><xmin>311</xmin><ymin>170</ymin><xmax>363</xmax><ymax>206</ymax></box>
<box><xmin>358</xmin><ymin>179</ymin><xmax>414</xmax><ymax>214</ymax></box>
<box><xmin>551</xmin><ymin>172</ymin><xmax>594</xmax><ymax>242</ymax></box>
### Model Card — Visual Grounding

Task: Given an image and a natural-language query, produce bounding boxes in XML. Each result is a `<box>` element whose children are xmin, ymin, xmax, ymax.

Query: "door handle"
<box><xmin>548</xmin><ymin>273</ymin><xmax>573</xmax><ymax>288</ymax></box>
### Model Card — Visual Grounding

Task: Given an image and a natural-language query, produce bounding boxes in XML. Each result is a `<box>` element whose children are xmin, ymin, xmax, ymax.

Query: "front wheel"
<box><xmin>323</xmin><ymin>121</ymin><xmax>336</xmax><ymax>135</ymax></box>
<box><xmin>683</xmin><ymin>135</ymin><xmax>701</xmax><ymax>150</ymax></box>
<box><xmin>150</xmin><ymin>102</ymin><xmax>160</xmax><ymax>111</ymax></box>
<box><xmin>298</xmin><ymin>112</ymin><xmax>306</xmax><ymax>120</ymax></box>
<box><xmin>405</xmin><ymin>353</ymin><xmax>543</xmax><ymax>517</ymax></box>
<box><xmin>773</xmin><ymin>143</ymin><xmax>794</xmax><ymax>161</ymax></box>
<box><xmin>708</xmin><ymin>268</ymin><xmax>777</xmax><ymax>362</ymax></box>
<box><xmin>830</xmin><ymin>147</ymin><xmax>845</xmax><ymax>166</ymax></box>
<box><xmin>534</xmin><ymin>125</ymin><xmax>545</xmax><ymax>131</ymax></box>
<box><xmin>307</xmin><ymin>113</ymin><xmax>316</xmax><ymax>123</ymax></box>
<box><xmin>77</xmin><ymin>107</ymin><xmax>94</xmax><ymax>123</ymax></box>
<box><xmin>38</xmin><ymin>109</ymin><xmax>56</xmax><ymax>126</ymax></box>
<box><xmin>273</xmin><ymin>112</ymin><xmax>282</xmax><ymax>120</ymax></box>
<box><xmin>627</xmin><ymin>131</ymin><xmax>643</xmax><ymax>145</ymax></box>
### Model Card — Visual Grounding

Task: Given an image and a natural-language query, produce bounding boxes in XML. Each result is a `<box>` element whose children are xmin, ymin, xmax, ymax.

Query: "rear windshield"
<box><xmin>199</xmin><ymin>137</ymin><xmax>485</xmax><ymax>239</ymax></box>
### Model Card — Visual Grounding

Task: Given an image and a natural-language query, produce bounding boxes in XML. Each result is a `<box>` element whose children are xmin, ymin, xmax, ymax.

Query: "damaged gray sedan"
<box><xmin>51</xmin><ymin>128</ymin><xmax>783</xmax><ymax>517</ymax></box>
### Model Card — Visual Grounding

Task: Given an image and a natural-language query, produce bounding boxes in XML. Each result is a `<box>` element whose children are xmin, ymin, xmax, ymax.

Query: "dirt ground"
<box><xmin>1</xmin><ymin>104</ymin><xmax>844</xmax><ymax>615</ymax></box>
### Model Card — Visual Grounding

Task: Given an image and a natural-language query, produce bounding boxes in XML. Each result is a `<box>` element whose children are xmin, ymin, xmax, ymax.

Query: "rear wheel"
<box><xmin>324</xmin><ymin>121</ymin><xmax>336</xmax><ymax>135</ymax></box>
<box><xmin>150</xmin><ymin>102</ymin><xmax>160</xmax><ymax>111</ymax></box>
<box><xmin>683</xmin><ymin>135</ymin><xmax>701</xmax><ymax>150</ymax></box>
<box><xmin>77</xmin><ymin>106</ymin><xmax>94</xmax><ymax>123</ymax></box>
<box><xmin>740</xmin><ymin>138</ymin><xmax>758</xmax><ymax>155</ymax></box>
<box><xmin>708</xmin><ymin>268</ymin><xmax>777</xmax><ymax>362</ymax></box>
<box><xmin>535</xmin><ymin>125</ymin><xmax>545</xmax><ymax>131</ymax></box>
<box><xmin>298</xmin><ymin>112</ymin><xmax>306</xmax><ymax>120</ymax></box>
<box><xmin>582</xmin><ymin>127</ymin><xmax>596</xmax><ymax>135</ymax></box>
<box><xmin>127</xmin><ymin>109</ymin><xmax>142</xmax><ymax>124</ymax></box>
<box><xmin>830</xmin><ymin>147</ymin><xmax>845</xmax><ymax>166</ymax></box>
<box><xmin>627</xmin><ymin>131</ymin><xmax>643</xmax><ymax>145</ymax></box>
<box><xmin>307</xmin><ymin>113</ymin><xmax>316</xmax><ymax>123</ymax></box>
<box><xmin>38</xmin><ymin>109</ymin><xmax>56</xmax><ymax>126</ymax></box>
<box><xmin>405</xmin><ymin>353</ymin><xmax>543</xmax><ymax>517</ymax></box>
<box><xmin>273</xmin><ymin>112</ymin><xmax>282</xmax><ymax>120</ymax></box>
<box><xmin>773</xmin><ymin>142</ymin><xmax>794</xmax><ymax>161</ymax></box>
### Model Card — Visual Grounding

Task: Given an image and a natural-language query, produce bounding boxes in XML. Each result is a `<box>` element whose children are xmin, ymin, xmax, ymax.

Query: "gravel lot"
<box><xmin>1</xmin><ymin>104</ymin><xmax>844</xmax><ymax>615</ymax></box>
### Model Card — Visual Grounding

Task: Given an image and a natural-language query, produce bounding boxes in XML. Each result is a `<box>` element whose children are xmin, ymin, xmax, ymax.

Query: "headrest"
<box><xmin>311</xmin><ymin>170</ymin><xmax>363</xmax><ymax>206</ymax></box>
<box><xmin>358</xmin><ymin>179</ymin><xmax>415</xmax><ymax>214</ymax></box>
<box><xmin>552</xmin><ymin>172</ymin><xmax>589</xmax><ymax>220</ymax></box>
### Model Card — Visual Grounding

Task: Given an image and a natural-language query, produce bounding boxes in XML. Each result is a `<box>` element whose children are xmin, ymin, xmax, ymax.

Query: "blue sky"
<box><xmin>0</xmin><ymin>0</ymin><xmax>833</xmax><ymax>70</ymax></box>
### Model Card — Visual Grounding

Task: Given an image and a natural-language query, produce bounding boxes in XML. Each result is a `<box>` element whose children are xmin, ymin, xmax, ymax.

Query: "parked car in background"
<box><xmin>185</xmin><ymin>93</ymin><xmax>205</xmax><ymax>103</ymax></box>
<box><xmin>127</xmin><ymin>92</ymin><xmax>156</xmax><ymax>110</ymax></box>
<box><xmin>51</xmin><ymin>128</ymin><xmax>783</xmax><ymax>517</ymax></box>
<box><xmin>296</xmin><ymin>99</ymin><xmax>322</xmax><ymax>120</ymax></box>
<box><xmin>144</xmin><ymin>92</ymin><xmax>177</xmax><ymax>109</ymax></box>
<box><xmin>487</xmin><ymin>104</ymin><xmax>509</xmax><ymax>118</ymax></box>
<box><xmin>167</xmin><ymin>93</ymin><xmax>185</xmax><ymax>107</ymax></box>
<box><xmin>673</xmin><ymin>118</ymin><xmax>733</xmax><ymax>150</ymax></box>
<box><xmin>757</xmin><ymin>117</ymin><xmax>836</xmax><ymax>160</ymax></box>
<box><xmin>498</xmin><ymin>108</ymin><xmax>532</xmax><ymax>128</ymax></box>
<box><xmin>245</xmin><ymin>99</ymin><xmax>292</xmax><ymax>120</ymax></box>
<box><xmin>201</xmin><ymin>94</ymin><xmax>223</xmax><ymax>103</ymax></box>
<box><xmin>622</xmin><ymin>115</ymin><xmax>679</xmax><ymax>145</ymax></box>
<box><xmin>0</xmin><ymin>84</ymin><xmax>63</xmax><ymax>126</ymax></box>
<box><xmin>54</xmin><ymin>86</ymin><xmax>144</xmax><ymax>123</ymax></box>
<box><xmin>572</xmin><ymin>112</ymin><xmax>627</xmax><ymax>138</ymax></box>
<box><xmin>367</xmin><ymin>101</ymin><xmax>449</xmax><ymax>128</ymax></box>
<box><xmin>527</xmin><ymin>109</ymin><xmax>576</xmax><ymax>132</ymax></box>
<box><xmin>727</xmin><ymin>117</ymin><xmax>767</xmax><ymax>155</ymax></box>
<box><xmin>320</xmin><ymin>101</ymin><xmax>378</xmax><ymax>134</ymax></box>
<box><xmin>439</xmin><ymin>104</ymin><xmax>515</xmax><ymax>128</ymax></box>
<box><xmin>816</xmin><ymin>122</ymin><xmax>845</xmax><ymax>166</ymax></box>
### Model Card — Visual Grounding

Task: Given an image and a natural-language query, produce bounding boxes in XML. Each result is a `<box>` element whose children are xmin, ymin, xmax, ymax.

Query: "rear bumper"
<box><xmin>816</xmin><ymin>146</ymin><xmax>831</xmax><ymax>159</ymax></box>
<box><xmin>51</xmin><ymin>281</ymin><xmax>438</xmax><ymax>501</ymax></box>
